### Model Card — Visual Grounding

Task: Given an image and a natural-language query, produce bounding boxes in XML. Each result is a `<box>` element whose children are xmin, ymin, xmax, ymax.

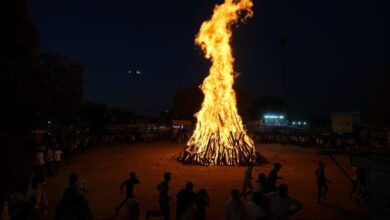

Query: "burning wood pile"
<box><xmin>180</xmin><ymin>131</ymin><xmax>267</xmax><ymax>166</ymax></box>
<box><xmin>179</xmin><ymin>0</ymin><xmax>267</xmax><ymax>166</ymax></box>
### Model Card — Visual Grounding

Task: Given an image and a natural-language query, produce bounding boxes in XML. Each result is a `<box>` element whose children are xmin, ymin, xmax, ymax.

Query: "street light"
<box><xmin>128</xmin><ymin>69</ymin><xmax>142</xmax><ymax>115</ymax></box>
<box><xmin>129</xmin><ymin>70</ymin><xmax>141</xmax><ymax>75</ymax></box>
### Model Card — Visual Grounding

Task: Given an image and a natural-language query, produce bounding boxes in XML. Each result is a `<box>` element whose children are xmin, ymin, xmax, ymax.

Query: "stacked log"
<box><xmin>179</xmin><ymin>132</ymin><xmax>268</xmax><ymax>166</ymax></box>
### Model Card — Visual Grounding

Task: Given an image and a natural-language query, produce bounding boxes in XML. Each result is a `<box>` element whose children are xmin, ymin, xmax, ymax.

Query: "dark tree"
<box><xmin>0</xmin><ymin>1</ymin><xmax>84</xmax><ymax>199</ymax></box>
<box><xmin>0</xmin><ymin>0</ymin><xmax>40</xmax><ymax>200</ymax></box>
<box><xmin>0</xmin><ymin>0</ymin><xmax>39</xmax><ymax>58</ymax></box>
<box><xmin>80</xmin><ymin>102</ymin><xmax>109</xmax><ymax>131</ymax></box>
<box><xmin>366</xmin><ymin>69</ymin><xmax>390</xmax><ymax>126</ymax></box>
<box><xmin>37</xmin><ymin>53</ymin><xmax>84</xmax><ymax>124</ymax></box>
<box><xmin>0</xmin><ymin>53</ymin><xmax>84</xmax><ymax>130</ymax></box>
<box><xmin>172</xmin><ymin>87</ymin><xmax>203</xmax><ymax>120</ymax></box>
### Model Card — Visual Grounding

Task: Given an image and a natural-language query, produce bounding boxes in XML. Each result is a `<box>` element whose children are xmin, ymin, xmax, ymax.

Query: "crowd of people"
<box><xmin>2</xmin><ymin>157</ymin><xmax>367</xmax><ymax>220</ymax></box>
<box><xmin>110</xmin><ymin>162</ymin><xmax>304</xmax><ymax>220</ymax></box>
<box><xmin>1</xmin><ymin>129</ymin><xmax>135</xmax><ymax>220</ymax></box>
<box><xmin>3</xmin><ymin>171</ymin><xmax>90</xmax><ymax>220</ymax></box>
<box><xmin>2</xmin><ymin>162</ymin><xmax>303</xmax><ymax>220</ymax></box>
<box><xmin>1</xmin><ymin>126</ymin><xmax>369</xmax><ymax>220</ymax></box>
<box><xmin>32</xmin><ymin>130</ymin><xmax>140</xmax><ymax>181</ymax></box>
<box><xmin>123</xmin><ymin>161</ymin><xmax>363</xmax><ymax>220</ymax></box>
<box><xmin>251</xmin><ymin>132</ymin><xmax>366</xmax><ymax>149</ymax></box>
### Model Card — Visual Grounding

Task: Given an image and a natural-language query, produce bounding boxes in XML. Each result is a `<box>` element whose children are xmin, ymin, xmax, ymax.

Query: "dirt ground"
<box><xmin>45</xmin><ymin>142</ymin><xmax>366</xmax><ymax>220</ymax></box>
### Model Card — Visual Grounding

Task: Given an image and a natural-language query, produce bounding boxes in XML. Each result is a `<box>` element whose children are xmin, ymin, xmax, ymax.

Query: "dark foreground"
<box><xmin>45</xmin><ymin>142</ymin><xmax>366</xmax><ymax>220</ymax></box>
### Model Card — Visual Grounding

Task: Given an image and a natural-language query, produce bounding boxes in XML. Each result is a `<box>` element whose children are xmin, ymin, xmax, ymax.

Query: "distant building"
<box><xmin>260</xmin><ymin>113</ymin><xmax>288</xmax><ymax>127</ymax></box>
<box><xmin>331</xmin><ymin>111</ymin><xmax>361</xmax><ymax>134</ymax></box>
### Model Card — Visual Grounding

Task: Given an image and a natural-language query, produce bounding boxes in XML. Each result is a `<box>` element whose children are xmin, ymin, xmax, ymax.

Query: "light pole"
<box><xmin>128</xmin><ymin>69</ymin><xmax>142</xmax><ymax>116</ymax></box>
<box><xmin>280</xmin><ymin>35</ymin><xmax>287</xmax><ymax>114</ymax></box>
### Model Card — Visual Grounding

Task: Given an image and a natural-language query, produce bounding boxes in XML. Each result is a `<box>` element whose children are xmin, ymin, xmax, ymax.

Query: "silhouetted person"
<box><xmin>267</xmin><ymin>163</ymin><xmax>283</xmax><ymax>192</ymax></box>
<box><xmin>53</xmin><ymin>147</ymin><xmax>62</xmax><ymax>175</ymax></box>
<box><xmin>176</xmin><ymin>181</ymin><xmax>194</xmax><ymax>220</ymax></box>
<box><xmin>349</xmin><ymin>166</ymin><xmax>359</xmax><ymax>199</ymax></box>
<box><xmin>349</xmin><ymin>166</ymin><xmax>365</xmax><ymax>204</ymax></box>
<box><xmin>124</xmin><ymin>198</ymin><xmax>140</xmax><ymax>220</ymax></box>
<box><xmin>241</xmin><ymin>166</ymin><xmax>254</xmax><ymax>197</ymax></box>
<box><xmin>45</xmin><ymin>147</ymin><xmax>54</xmax><ymax>176</ymax></box>
<box><xmin>63</xmin><ymin>143</ymin><xmax>71</xmax><ymax>165</ymax></box>
<box><xmin>181</xmin><ymin>192</ymin><xmax>197</xmax><ymax>220</ymax></box>
<box><xmin>115</xmin><ymin>172</ymin><xmax>140</xmax><ymax>215</ymax></box>
<box><xmin>246</xmin><ymin>192</ymin><xmax>266</xmax><ymax>220</ymax></box>
<box><xmin>27</xmin><ymin>178</ymin><xmax>48</xmax><ymax>216</ymax></box>
<box><xmin>33</xmin><ymin>149</ymin><xmax>46</xmax><ymax>183</ymax></box>
<box><xmin>9</xmin><ymin>184</ymin><xmax>27</xmax><ymax>219</ymax></box>
<box><xmin>264</xmin><ymin>184</ymin><xmax>302</xmax><ymax>220</ymax></box>
<box><xmin>64</xmin><ymin>172</ymin><xmax>78</xmax><ymax>191</ymax></box>
<box><xmin>357</xmin><ymin>168</ymin><xmax>366</xmax><ymax>204</ymax></box>
<box><xmin>253</xmin><ymin>173</ymin><xmax>267</xmax><ymax>194</ymax></box>
<box><xmin>55</xmin><ymin>187</ymin><xmax>93</xmax><ymax>220</ymax></box>
<box><xmin>63</xmin><ymin>172</ymin><xmax>88</xmax><ymax>198</ymax></box>
<box><xmin>315</xmin><ymin>162</ymin><xmax>330</xmax><ymax>204</ymax></box>
<box><xmin>147</xmin><ymin>172</ymin><xmax>172</xmax><ymax>220</ymax></box>
<box><xmin>225</xmin><ymin>189</ymin><xmax>246</xmax><ymax>220</ymax></box>
<box><xmin>196</xmin><ymin>189</ymin><xmax>209</xmax><ymax>220</ymax></box>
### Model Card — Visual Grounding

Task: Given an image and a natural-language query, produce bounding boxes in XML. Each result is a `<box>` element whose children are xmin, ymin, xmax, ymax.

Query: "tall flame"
<box><xmin>181</xmin><ymin>0</ymin><xmax>257</xmax><ymax>166</ymax></box>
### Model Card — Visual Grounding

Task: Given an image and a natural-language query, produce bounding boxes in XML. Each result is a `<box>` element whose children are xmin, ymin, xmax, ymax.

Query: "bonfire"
<box><xmin>180</xmin><ymin>0</ymin><xmax>266</xmax><ymax>166</ymax></box>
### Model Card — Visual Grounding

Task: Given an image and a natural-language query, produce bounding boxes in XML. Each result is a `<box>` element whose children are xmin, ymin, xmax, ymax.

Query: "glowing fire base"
<box><xmin>179</xmin><ymin>132</ymin><xmax>267</xmax><ymax>166</ymax></box>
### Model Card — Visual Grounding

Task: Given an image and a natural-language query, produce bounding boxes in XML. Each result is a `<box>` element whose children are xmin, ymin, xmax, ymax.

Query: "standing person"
<box><xmin>264</xmin><ymin>184</ymin><xmax>302</xmax><ymax>220</ymax></box>
<box><xmin>176</xmin><ymin>182</ymin><xmax>194</xmax><ymax>220</ymax></box>
<box><xmin>1</xmin><ymin>199</ymin><xmax>9</xmax><ymax>220</ymax></box>
<box><xmin>9</xmin><ymin>185</ymin><xmax>26</xmax><ymax>219</ymax></box>
<box><xmin>253</xmin><ymin>173</ymin><xmax>267</xmax><ymax>194</ymax></box>
<box><xmin>115</xmin><ymin>172</ymin><xmax>141</xmax><ymax>215</ymax></box>
<box><xmin>224</xmin><ymin>189</ymin><xmax>246</xmax><ymax>220</ymax></box>
<box><xmin>315</xmin><ymin>162</ymin><xmax>330</xmax><ymax>204</ymax></box>
<box><xmin>27</xmin><ymin>179</ymin><xmax>48</xmax><ymax>216</ymax></box>
<box><xmin>241</xmin><ymin>166</ymin><xmax>254</xmax><ymax>197</ymax></box>
<box><xmin>63</xmin><ymin>141</ymin><xmax>71</xmax><ymax>165</ymax></box>
<box><xmin>246</xmin><ymin>192</ymin><xmax>266</xmax><ymax>220</ymax></box>
<box><xmin>1</xmin><ymin>200</ymin><xmax>9</xmax><ymax>220</ymax></box>
<box><xmin>56</xmin><ymin>187</ymin><xmax>93</xmax><ymax>220</ymax></box>
<box><xmin>349</xmin><ymin>166</ymin><xmax>359</xmax><ymax>199</ymax></box>
<box><xmin>63</xmin><ymin>172</ymin><xmax>88</xmax><ymax>197</ymax></box>
<box><xmin>180</xmin><ymin>192</ymin><xmax>197</xmax><ymax>220</ymax></box>
<box><xmin>349</xmin><ymin>166</ymin><xmax>365</xmax><ymax>202</ymax></box>
<box><xmin>147</xmin><ymin>172</ymin><xmax>172</xmax><ymax>220</ymax></box>
<box><xmin>34</xmin><ymin>149</ymin><xmax>46</xmax><ymax>182</ymax></box>
<box><xmin>45</xmin><ymin>147</ymin><xmax>54</xmax><ymax>177</ymax></box>
<box><xmin>53</xmin><ymin>147</ymin><xmax>62</xmax><ymax>175</ymax></box>
<box><xmin>267</xmin><ymin>163</ymin><xmax>283</xmax><ymax>192</ymax></box>
<box><xmin>196</xmin><ymin>189</ymin><xmax>209</xmax><ymax>220</ymax></box>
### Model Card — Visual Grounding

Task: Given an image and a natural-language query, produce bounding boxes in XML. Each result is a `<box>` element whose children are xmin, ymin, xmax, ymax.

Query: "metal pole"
<box><xmin>128</xmin><ymin>69</ymin><xmax>141</xmax><ymax>117</ymax></box>
<box><xmin>329</xmin><ymin>154</ymin><xmax>353</xmax><ymax>182</ymax></box>
<box><xmin>280</xmin><ymin>35</ymin><xmax>287</xmax><ymax>113</ymax></box>
<box><xmin>133</xmin><ymin>73</ymin><xmax>136</xmax><ymax>114</ymax></box>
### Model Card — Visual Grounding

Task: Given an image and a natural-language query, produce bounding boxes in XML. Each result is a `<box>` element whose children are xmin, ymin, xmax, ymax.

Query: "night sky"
<box><xmin>28</xmin><ymin>0</ymin><xmax>387</xmax><ymax>118</ymax></box>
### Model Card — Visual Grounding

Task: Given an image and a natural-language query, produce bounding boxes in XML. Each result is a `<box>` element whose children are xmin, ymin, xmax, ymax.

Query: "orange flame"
<box><xmin>183</xmin><ymin>0</ymin><xmax>256</xmax><ymax>165</ymax></box>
